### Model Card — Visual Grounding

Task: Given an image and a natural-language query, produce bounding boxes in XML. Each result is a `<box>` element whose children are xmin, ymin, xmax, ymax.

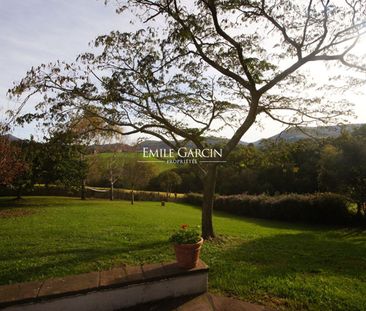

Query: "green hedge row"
<box><xmin>0</xmin><ymin>185</ymin><xmax>180</xmax><ymax>202</ymax></box>
<box><xmin>85</xmin><ymin>189</ymin><xmax>175</xmax><ymax>202</ymax></box>
<box><xmin>184</xmin><ymin>192</ymin><xmax>352</xmax><ymax>225</ymax></box>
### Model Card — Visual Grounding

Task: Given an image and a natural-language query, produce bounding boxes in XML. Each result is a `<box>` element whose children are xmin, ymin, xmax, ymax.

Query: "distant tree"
<box><xmin>318</xmin><ymin>143</ymin><xmax>342</xmax><ymax>192</ymax></box>
<box><xmin>258</xmin><ymin>140</ymin><xmax>321</xmax><ymax>194</ymax></box>
<box><xmin>67</xmin><ymin>111</ymin><xmax>123</xmax><ymax>199</ymax></box>
<box><xmin>148</xmin><ymin>167</ymin><xmax>202</xmax><ymax>193</ymax></box>
<box><xmin>39</xmin><ymin>131</ymin><xmax>88</xmax><ymax>192</ymax></box>
<box><xmin>319</xmin><ymin>132</ymin><xmax>366</xmax><ymax>220</ymax></box>
<box><xmin>352</xmin><ymin>124</ymin><xmax>366</xmax><ymax>138</ymax></box>
<box><xmin>288</xmin><ymin>140</ymin><xmax>321</xmax><ymax>193</ymax></box>
<box><xmin>85</xmin><ymin>156</ymin><xmax>104</xmax><ymax>187</ymax></box>
<box><xmin>123</xmin><ymin>157</ymin><xmax>156</xmax><ymax>204</ymax></box>
<box><xmin>338</xmin><ymin>140</ymin><xmax>366</xmax><ymax>219</ymax></box>
<box><xmin>0</xmin><ymin>137</ymin><xmax>29</xmax><ymax>193</ymax></box>
<box><xmin>101</xmin><ymin>151</ymin><xmax>125</xmax><ymax>200</ymax></box>
<box><xmin>158</xmin><ymin>170</ymin><xmax>182</xmax><ymax>199</ymax></box>
<box><xmin>173</xmin><ymin>167</ymin><xmax>202</xmax><ymax>194</ymax></box>
<box><xmin>217</xmin><ymin>145</ymin><xmax>263</xmax><ymax>194</ymax></box>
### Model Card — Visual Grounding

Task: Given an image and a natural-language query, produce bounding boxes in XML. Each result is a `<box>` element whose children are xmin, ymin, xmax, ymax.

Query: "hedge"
<box><xmin>0</xmin><ymin>185</ymin><xmax>181</xmax><ymax>202</ymax></box>
<box><xmin>184</xmin><ymin>192</ymin><xmax>352</xmax><ymax>225</ymax></box>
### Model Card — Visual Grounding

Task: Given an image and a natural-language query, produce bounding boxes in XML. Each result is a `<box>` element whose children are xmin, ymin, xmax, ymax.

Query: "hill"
<box><xmin>136</xmin><ymin>136</ymin><xmax>247</xmax><ymax>151</ymax></box>
<box><xmin>1</xmin><ymin>134</ymin><xmax>21</xmax><ymax>142</ymax></box>
<box><xmin>8</xmin><ymin>123</ymin><xmax>366</xmax><ymax>150</ymax></box>
<box><xmin>135</xmin><ymin>124</ymin><xmax>366</xmax><ymax>149</ymax></box>
<box><xmin>253</xmin><ymin>123</ymin><xmax>365</xmax><ymax>145</ymax></box>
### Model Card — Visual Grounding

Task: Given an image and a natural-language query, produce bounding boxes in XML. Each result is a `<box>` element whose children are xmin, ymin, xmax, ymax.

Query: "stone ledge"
<box><xmin>0</xmin><ymin>260</ymin><xmax>209</xmax><ymax>310</ymax></box>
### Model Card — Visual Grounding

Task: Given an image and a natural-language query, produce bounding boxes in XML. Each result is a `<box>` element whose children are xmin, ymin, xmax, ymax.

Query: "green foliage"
<box><xmin>157</xmin><ymin>170</ymin><xmax>182</xmax><ymax>194</ymax></box>
<box><xmin>123</xmin><ymin>157</ymin><xmax>157</xmax><ymax>191</ymax></box>
<box><xmin>1</xmin><ymin>131</ymin><xmax>88</xmax><ymax>198</ymax></box>
<box><xmin>148</xmin><ymin>166</ymin><xmax>202</xmax><ymax>193</ymax></box>
<box><xmin>216</xmin><ymin>140</ymin><xmax>321</xmax><ymax>195</ymax></box>
<box><xmin>318</xmin><ymin>128</ymin><xmax>366</xmax><ymax>219</ymax></box>
<box><xmin>21</xmin><ymin>131</ymin><xmax>87</xmax><ymax>190</ymax></box>
<box><xmin>185</xmin><ymin>192</ymin><xmax>351</xmax><ymax>225</ymax></box>
<box><xmin>86</xmin><ymin>152</ymin><xmax>172</xmax><ymax>188</ymax></box>
<box><xmin>169</xmin><ymin>225</ymin><xmax>201</xmax><ymax>244</ymax></box>
<box><xmin>215</xmin><ymin>133</ymin><xmax>366</xmax><ymax>207</ymax></box>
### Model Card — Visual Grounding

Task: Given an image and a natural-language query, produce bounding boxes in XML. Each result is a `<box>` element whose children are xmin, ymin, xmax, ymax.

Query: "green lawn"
<box><xmin>94</xmin><ymin>152</ymin><xmax>175</xmax><ymax>173</ymax></box>
<box><xmin>0</xmin><ymin>196</ymin><xmax>365</xmax><ymax>311</ymax></box>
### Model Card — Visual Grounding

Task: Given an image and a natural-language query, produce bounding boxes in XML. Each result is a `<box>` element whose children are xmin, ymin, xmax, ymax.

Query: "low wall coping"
<box><xmin>0</xmin><ymin>260</ymin><xmax>209</xmax><ymax>309</ymax></box>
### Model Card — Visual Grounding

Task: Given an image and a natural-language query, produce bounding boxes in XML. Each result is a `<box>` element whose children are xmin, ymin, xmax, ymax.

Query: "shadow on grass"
<box><xmin>185</xmin><ymin>201</ymin><xmax>346</xmax><ymax>232</ymax></box>
<box><xmin>0</xmin><ymin>196</ymin><xmax>88</xmax><ymax>211</ymax></box>
<box><xmin>0</xmin><ymin>196</ymin><xmax>154</xmax><ymax>212</ymax></box>
<box><xmin>204</xmin><ymin>232</ymin><xmax>366</xmax><ymax>310</ymax></box>
<box><xmin>214</xmin><ymin>208</ymin><xmax>349</xmax><ymax>233</ymax></box>
<box><xmin>0</xmin><ymin>240</ymin><xmax>170</xmax><ymax>285</ymax></box>
<box><xmin>214</xmin><ymin>232</ymin><xmax>366</xmax><ymax>280</ymax></box>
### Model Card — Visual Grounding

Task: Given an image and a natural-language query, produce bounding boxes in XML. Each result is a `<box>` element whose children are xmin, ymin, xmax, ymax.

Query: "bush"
<box><xmin>0</xmin><ymin>185</ymin><xmax>182</xmax><ymax>202</ymax></box>
<box><xmin>86</xmin><ymin>188</ymin><xmax>167</xmax><ymax>201</ymax></box>
<box><xmin>185</xmin><ymin>192</ymin><xmax>352</xmax><ymax>225</ymax></box>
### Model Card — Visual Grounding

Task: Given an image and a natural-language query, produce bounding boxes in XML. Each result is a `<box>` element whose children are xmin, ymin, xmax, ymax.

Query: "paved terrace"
<box><xmin>0</xmin><ymin>260</ymin><xmax>272</xmax><ymax>311</ymax></box>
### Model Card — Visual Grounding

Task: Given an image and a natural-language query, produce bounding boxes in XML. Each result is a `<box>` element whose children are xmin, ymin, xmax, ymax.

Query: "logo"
<box><xmin>139</xmin><ymin>147</ymin><xmax>226</xmax><ymax>164</ymax></box>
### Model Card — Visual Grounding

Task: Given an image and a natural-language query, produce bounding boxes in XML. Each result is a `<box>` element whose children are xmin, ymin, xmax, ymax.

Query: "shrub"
<box><xmin>0</xmin><ymin>185</ymin><xmax>183</xmax><ymax>202</ymax></box>
<box><xmin>185</xmin><ymin>192</ymin><xmax>352</xmax><ymax>225</ymax></box>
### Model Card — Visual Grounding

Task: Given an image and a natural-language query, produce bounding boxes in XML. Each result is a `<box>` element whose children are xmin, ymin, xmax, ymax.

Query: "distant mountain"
<box><xmin>137</xmin><ymin>140</ymin><xmax>170</xmax><ymax>151</ymax></box>
<box><xmin>2</xmin><ymin>134</ymin><xmax>21</xmax><ymax>142</ymax></box>
<box><xmin>137</xmin><ymin>136</ymin><xmax>247</xmax><ymax>151</ymax></box>
<box><xmin>254</xmin><ymin>123</ymin><xmax>365</xmax><ymax>145</ymax></box>
<box><xmin>89</xmin><ymin>123</ymin><xmax>366</xmax><ymax>151</ymax></box>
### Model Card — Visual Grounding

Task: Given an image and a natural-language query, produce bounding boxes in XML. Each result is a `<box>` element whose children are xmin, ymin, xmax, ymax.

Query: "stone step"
<box><xmin>0</xmin><ymin>260</ymin><xmax>209</xmax><ymax>311</ymax></box>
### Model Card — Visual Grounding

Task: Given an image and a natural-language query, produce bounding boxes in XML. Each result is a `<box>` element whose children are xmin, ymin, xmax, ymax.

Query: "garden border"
<box><xmin>0</xmin><ymin>260</ymin><xmax>208</xmax><ymax>311</ymax></box>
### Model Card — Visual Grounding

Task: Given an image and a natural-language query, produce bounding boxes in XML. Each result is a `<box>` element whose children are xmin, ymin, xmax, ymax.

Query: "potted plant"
<box><xmin>169</xmin><ymin>224</ymin><xmax>203</xmax><ymax>269</ymax></box>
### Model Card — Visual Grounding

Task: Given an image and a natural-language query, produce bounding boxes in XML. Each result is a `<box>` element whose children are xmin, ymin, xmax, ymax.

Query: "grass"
<box><xmin>93</xmin><ymin>152</ymin><xmax>175</xmax><ymax>174</ymax></box>
<box><xmin>0</xmin><ymin>196</ymin><xmax>365</xmax><ymax>310</ymax></box>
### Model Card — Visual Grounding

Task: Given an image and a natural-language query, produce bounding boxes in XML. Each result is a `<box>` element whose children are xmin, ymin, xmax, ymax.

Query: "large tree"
<box><xmin>123</xmin><ymin>156</ymin><xmax>157</xmax><ymax>204</ymax></box>
<box><xmin>9</xmin><ymin>0</ymin><xmax>366</xmax><ymax>238</ymax></box>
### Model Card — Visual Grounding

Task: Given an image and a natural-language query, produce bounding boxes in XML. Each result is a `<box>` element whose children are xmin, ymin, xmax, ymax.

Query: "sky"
<box><xmin>0</xmin><ymin>0</ymin><xmax>365</xmax><ymax>143</ymax></box>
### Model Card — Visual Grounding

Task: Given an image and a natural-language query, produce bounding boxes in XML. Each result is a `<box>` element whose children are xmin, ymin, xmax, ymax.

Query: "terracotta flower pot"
<box><xmin>174</xmin><ymin>238</ymin><xmax>204</xmax><ymax>269</ymax></box>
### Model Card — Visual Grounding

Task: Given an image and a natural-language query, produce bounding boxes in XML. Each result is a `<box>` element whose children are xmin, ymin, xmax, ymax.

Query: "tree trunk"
<box><xmin>201</xmin><ymin>165</ymin><xmax>217</xmax><ymax>240</ymax></box>
<box><xmin>80</xmin><ymin>179</ymin><xmax>86</xmax><ymax>200</ymax></box>
<box><xmin>110</xmin><ymin>182</ymin><xmax>114</xmax><ymax>201</ymax></box>
<box><xmin>356</xmin><ymin>202</ymin><xmax>363</xmax><ymax>220</ymax></box>
<box><xmin>16</xmin><ymin>187</ymin><xmax>22</xmax><ymax>200</ymax></box>
<box><xmin>131</xmin><ymin>190</ymin><xmax>134</xmax><ymax>205</ymax></box>
<box><xmin>80</xmin><ymin>152</ymin><xmax>86</xmax><ymax>200</ymax></box>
